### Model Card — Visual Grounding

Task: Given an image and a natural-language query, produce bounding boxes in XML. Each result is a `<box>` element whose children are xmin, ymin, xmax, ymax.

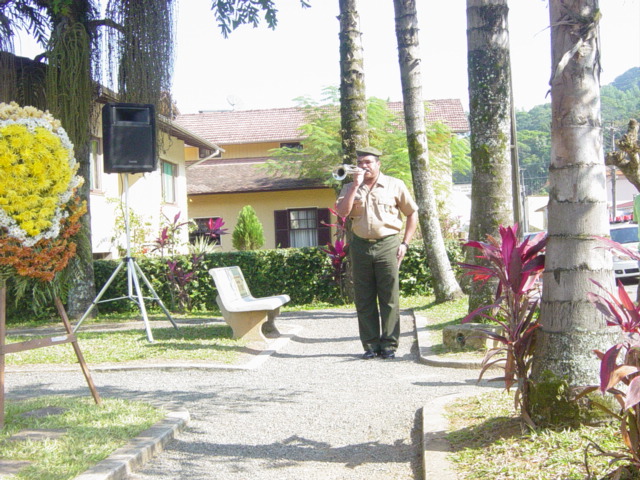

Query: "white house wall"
<box><xmin>89</xmin><ymin>130</ymin><xmax>190</xmax><ymax>259</ymax></box>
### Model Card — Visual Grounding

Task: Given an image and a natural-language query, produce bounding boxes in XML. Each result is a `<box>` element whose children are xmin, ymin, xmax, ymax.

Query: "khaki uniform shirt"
<box><xmin>337</xmin><ymin>173</ymin><xmax>418</xmax><ymax>239</ymax></box>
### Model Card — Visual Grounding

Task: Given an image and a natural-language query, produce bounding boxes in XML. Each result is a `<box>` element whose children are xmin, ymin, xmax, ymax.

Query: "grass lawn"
<box><xmin>415</xmin><ymin>297</ymin><xmax>628</xmax><ymax>480</ymax></box>
<box><xmin>0</xmin><ymin>396</ymin><xmax>165</xmax><ymax>480</ymax></box>
<box><xmin>446</xmin><ymin>391</ymin><xmax>621</xmax><ymax>480</ymax></box>
<box><xmin>6</xmin><ymin>322</ymin><xmax>246</xmax><ymax>366</ymax></box>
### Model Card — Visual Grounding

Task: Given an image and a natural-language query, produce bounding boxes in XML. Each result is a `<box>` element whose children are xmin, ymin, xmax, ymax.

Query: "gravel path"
<box><xmin>5</xmin><ymin>309</ymin><xmax>495</xmax><ymax>480</ymax></box>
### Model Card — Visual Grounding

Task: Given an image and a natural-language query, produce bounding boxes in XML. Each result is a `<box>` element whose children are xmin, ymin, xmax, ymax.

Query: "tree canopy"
<box><xmin>470</xmin><ymin>67</ymin><xmax>640</xmax><ymax>196</ymax></box>
<box><xmin>267</xmin><ymin>88</ymin><xmax>470</xmax><ymax>201</ymax></box>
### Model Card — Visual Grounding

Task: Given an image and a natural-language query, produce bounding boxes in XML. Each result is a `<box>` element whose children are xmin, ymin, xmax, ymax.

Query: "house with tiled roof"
<box><xmin>175</xmin><ymin>99</ymin><xmax>469</xmax><ymax>252</ymax></box>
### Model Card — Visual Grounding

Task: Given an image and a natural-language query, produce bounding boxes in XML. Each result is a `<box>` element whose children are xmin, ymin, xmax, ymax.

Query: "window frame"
<box><xmin>89</xmin><ymin>137</ymin><xmax>103</xmax><ymax>192</ymax></box>
<box><xmin>274</xmin><ymin>207</ymin><xmax>330</xmax><ymax>248</ymax></box>
<box><xmin>161</xmin><ymin>160</ymin><xmax>177</xmax><ymax>204</ymax></box>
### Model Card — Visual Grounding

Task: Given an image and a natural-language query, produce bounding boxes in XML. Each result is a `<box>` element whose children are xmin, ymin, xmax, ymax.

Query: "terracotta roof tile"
<box><xmin>388</xmin><ymin>99</ymin><xmax>470</xmax><ymax>133</ymax></box>
<box><xmin>187</xmin><ymin>158</ymin><xmax>327</xmax><ymax>195</ymax></box>
<box><xmin>176</xmin><ymin>99</ymin><xmax>468</xmax><ymax>146</ymax></box>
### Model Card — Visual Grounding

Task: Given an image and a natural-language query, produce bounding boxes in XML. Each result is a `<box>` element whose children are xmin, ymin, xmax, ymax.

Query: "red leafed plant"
<box><xmin>579</xmin><ymin>277</ymin><xmax>640</xmax><ymax>476</ymax></box>
<box><xmin>459</xmin><ymin>225</ymin><xmax>546</xmax><ymax>424</ymax></box>
<box><xmin>321</xmin><ymin>239</ymin><xmax>346</xmax><ymax>278</ymax></box>
<box><xmin>320</xmin><ymin>206</ymin><xmax>349</xmax><ymax>294</ymax></box>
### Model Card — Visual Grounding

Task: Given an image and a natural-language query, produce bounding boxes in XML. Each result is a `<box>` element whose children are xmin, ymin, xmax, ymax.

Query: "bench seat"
<box><xmin>209</xmin><ymin>266</ymin><xmax>290</xmax><ymax>342</ymax></box>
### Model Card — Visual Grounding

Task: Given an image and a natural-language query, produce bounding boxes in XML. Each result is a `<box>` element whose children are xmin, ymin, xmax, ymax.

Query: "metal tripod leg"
<box><xmin>132</xmin><ymin>260</ymin><xmax>179</xmax><ymax>330</ymax></box>
<box><xmin>74</xmin><ymin>173</ymin><xmax>179</xmax><ymax>342</ymax></box>
<box><xmin>74</xmin><ymin>256</ymin><xmax>179</xmax><ymax>342</ymax></box>
<box><xmin>128</xmin><ymin>257</ymin><xmax>155</xmax><ymax>342</ymax></box>
<box><xmin>73</xmin><ymin>260</ymin><xmax>127</xmax><ymax>332</ymax></box>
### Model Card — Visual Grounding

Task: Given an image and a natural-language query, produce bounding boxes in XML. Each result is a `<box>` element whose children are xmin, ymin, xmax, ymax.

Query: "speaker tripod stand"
<box><xmin>74</xmin><ymin>173</ymin><xmax>179</xmax><ymax>342</ymax></box>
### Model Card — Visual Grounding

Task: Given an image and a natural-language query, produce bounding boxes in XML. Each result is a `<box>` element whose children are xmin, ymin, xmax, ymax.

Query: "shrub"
<box><xmin>232</xmin><ymin>206</ymin><xmax>264</xmax><ymax>251</ymax></box>
<box><xmin>4</xmin><ymin>242</ymin><xmax>458</xmax><ymax>322</ymax></box>
<box><xmin>580</xmin><ymin>278</ymin><xmax>640</xmax><ymax>478</ymax></box>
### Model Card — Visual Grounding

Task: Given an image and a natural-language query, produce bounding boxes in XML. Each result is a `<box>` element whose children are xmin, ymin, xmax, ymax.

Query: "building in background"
<box><xmin>176</xmin><ymin>99</ymin><xmax>470</xmax><ymax>251</ymax></box>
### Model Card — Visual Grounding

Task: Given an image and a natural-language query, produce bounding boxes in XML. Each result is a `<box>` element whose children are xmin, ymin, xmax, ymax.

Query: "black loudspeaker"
<box><xmin>102</xmin><ymin>103</ymin><xmax>157</xmax><ymax>174</ymax></box>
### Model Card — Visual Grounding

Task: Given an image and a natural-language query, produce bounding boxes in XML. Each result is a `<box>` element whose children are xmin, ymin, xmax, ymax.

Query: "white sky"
<box><xmin>171</xmin><ymin>0</ymin><xmax>640</xmax><ymax>114</ymax></box>
<box><xmin>13</xmin><ymin>1</ymin><xmax>640</xmax><ymax>115</ymax></box>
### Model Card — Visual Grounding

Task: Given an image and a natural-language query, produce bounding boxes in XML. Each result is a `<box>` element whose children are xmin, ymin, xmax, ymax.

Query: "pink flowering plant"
<box><xmin>320</xmin><ymin>206</ymin><xmax>349</xmax><ymax>294</ymax></box>
<box><xmin>578</xmin><ymin>238</ymin><xmax>640</xmax><ymax>476</ymax></box>
<box><xmin>166</xmin><ymin>253</ymin><xmax>204</xmax><ymax>312</ymax></box>
<box><xmin>152</xmin><ymin>212</ymin><xmax>191</xmax><ymax>257</ymax></box>
<box><xmin>203</xmin><ymin>217</ymin><xmax>228</xmax><ymax>246</ymax></box>
<box><xmin>459</xmin><ymin>224</ymin><xmax>546</xmax><ymax>422</ymax></box>
<box><xmin>152</xmin><ymin>212</ymin><xmax>228</xmax><ymax>311</ymax></box>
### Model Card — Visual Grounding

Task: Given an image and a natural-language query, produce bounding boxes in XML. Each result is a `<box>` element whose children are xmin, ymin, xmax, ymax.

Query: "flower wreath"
<box><xmin>0</xmin><ymin>102</ymin><xmax>86</xmax><ymax>282</ymax></box>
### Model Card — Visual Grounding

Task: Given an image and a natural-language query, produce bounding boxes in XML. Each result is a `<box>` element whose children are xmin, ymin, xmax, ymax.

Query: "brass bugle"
<box><xmin>332</xmin><ymin>164</ymin><xmax>363</xmax><ymax>181</ymax></box>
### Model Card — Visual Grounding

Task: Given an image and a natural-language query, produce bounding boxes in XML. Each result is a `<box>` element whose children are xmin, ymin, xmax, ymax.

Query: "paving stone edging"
<box><xmin>414</xmin><ymin>313</ymin><xmax>484</xmax><ymax>369</ymax></box>
<box><xmin>73</xmin><ymin>405</ymin><xmax>189</xmax><ymax>480</ymax></box>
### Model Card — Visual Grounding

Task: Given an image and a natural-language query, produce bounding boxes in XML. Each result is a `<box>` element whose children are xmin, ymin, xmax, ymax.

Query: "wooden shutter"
<box><xmin>317</xmin><ymin>208</ymin><xmax>331</xmax><ymax>246</ymax></box>
<box><xmin>274</xmin><ymin>210</ymin><xmax>290</xmax><ymax>248</ymax></box>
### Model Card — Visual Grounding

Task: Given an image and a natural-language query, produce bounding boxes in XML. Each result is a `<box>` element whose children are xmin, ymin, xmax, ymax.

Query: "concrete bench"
<box><xmin>208</xmin><ymin>266</ymin><xmax>290</xmax><ymax>342</ymax></box>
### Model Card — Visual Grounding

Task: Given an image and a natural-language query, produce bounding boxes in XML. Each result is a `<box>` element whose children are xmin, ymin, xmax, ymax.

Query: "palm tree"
<box><xmin>464</xmin><ymin>0</ymin><xmax>515</xmax><ymax>312</ymax></box>
<box><xmin>392</xmin><ymin>0</ymin><xmax>463</xmax><ymax>302</ymax></box>
<box><xmin>338</xmin><ymin>0</ymin><xmax>369</xmax><ymax>164</ymax></box>
<box><xmin>531</xmin><ymin>0</ymin><xmax>616</xmax><ymax>386</ymax></box>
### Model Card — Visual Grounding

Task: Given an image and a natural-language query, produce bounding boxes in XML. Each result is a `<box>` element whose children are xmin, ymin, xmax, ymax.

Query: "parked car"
<box><xmin>525</xmin><ymin>224</ymin><xmax>640</xmax><ymax>281</ymax></box>
<box><xmin>609</xmin><ymin>222</ymin><xmax>640</xmax><ymax>280</ymax></box>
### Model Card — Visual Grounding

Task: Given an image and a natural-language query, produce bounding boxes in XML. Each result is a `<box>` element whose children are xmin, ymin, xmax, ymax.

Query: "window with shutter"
<box><xmin>274</xmin><ymin>207</ymin><xmax>332</xmax><ymax>248</ymax></box>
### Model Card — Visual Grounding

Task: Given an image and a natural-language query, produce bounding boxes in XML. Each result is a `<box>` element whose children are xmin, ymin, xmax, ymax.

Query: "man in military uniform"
<box><xmin>336</xmin><ymin>147</ymin><xmax>418</xmax><ymax>359</ymax></box>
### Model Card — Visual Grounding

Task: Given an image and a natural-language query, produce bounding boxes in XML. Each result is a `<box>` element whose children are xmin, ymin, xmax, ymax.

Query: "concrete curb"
<box><xmin>422</xmin><ymin>393</ymin><xmax>469</xmax><ymax>480</ymax></box>
<box><xmin>414</xmin><ymin>313</ymin><xmax>484</xmax><ymax>369</ymax></box>
<box><xmin>73</xmin><ymin>405</ymin><xmax>190</xmax><ymax>480</ymax></box>
<box><xmin>412</xmin><ymin>311</ymin><xmax>487</xmax><ymax>479</ymax></box>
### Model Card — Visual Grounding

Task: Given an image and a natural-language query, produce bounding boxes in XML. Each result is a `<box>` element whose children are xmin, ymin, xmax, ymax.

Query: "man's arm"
<box><xmin>335</xmin><ymin>183</ymin><xmax>358</xmax><ymax>218</ymax></box>
<box><xmin>397</xmin><ymin>210</ymin><xmax>418</xmax><ymax>266</ymax></box>
<box><xmin>335</xmin><ymin>170</ymin><xmax>364</xmax><ymax>218</ymax></box>
<box><xmin>403</xmin><ymin>210</ymin><xmax>418</xmax><ymax>245</ymax></box>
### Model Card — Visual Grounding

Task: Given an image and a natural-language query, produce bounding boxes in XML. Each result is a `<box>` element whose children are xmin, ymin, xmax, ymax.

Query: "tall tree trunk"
<box><xmin>531</xmin><ymin>0</ymin><xmax>616</xmax><ymax>386</ymax></box>
<box><xmin>66</xmin><ymin>142</ymin><xmax>96</xmax><ymax>318</ymax></box>
<box><xmin>393</xmin><ymin>0</ymin><xmax>462</xmax><ymax>303</ymax></box>
<box><xmin>46</xmin><ymin>3</ymin><xmax>97</xmax><ymax>318</ymax></box>
<box><xmin>338</xmin><ymin>0</ymin><xmax>368</xmax><ymax>301</ymax></box>
<box><xmin>338</xmin><ymin>0</ymin><xmax>369</xmax><ymax>165</ymax></box>
<box><xmin>464</xmin><ymin>0</ymin><xmax>515</xmax><ymax>311</ymax></box>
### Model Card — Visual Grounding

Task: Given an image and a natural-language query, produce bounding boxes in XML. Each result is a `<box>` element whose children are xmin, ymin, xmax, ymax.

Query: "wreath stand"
<box><xmin>0</xmin><ymin>285</ymin><xmax>101</xmax><ymax>429</ymax></box>
<box><xmin>73</xmin><ymin>173</ymin><xmax>179</xmax><ymax>342</ymax></box>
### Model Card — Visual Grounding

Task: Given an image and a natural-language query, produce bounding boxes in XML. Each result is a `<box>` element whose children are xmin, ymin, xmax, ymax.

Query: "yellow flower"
<box><xmin>0</xmin><ymin>102</ymin><xmax>83</xmax><ymax>247</ymax></box>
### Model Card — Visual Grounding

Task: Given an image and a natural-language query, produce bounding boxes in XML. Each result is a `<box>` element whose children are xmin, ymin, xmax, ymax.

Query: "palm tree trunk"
<box><xmin>531</xmin><ymin>0</ymin><xmax>616</xmax><ymax>386</ymax></box>
<box><xmin>465</xmin><ymin>0</ymin><xmax>515</xmax><ymax>311</ymax></box>
<box><xmin>393</xmin><ymin>0</ymin><xmax>463</xmax><ymax>302</ymax></box>
<box><xmin>338</xmin><ymin>0</ymin><xmax>369</xmax><ymax>165</ymax></box>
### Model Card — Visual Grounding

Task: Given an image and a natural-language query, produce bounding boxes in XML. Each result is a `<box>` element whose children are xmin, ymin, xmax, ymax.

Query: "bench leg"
<box><xmin>263</xmin><ymin>307</ymin><xmax>281</xmax><ymax>338</ymax></box>
<box><xmin>216</xmin><ymin>297</ymin><xmax>268</xmax><ymax>342</ymax></box>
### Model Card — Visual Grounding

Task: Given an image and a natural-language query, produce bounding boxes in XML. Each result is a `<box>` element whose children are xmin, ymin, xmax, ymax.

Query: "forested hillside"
<box><xmin>455</xmin><ymin>67</ymin><xmax>640</xmax><ymax>195</ymax></box>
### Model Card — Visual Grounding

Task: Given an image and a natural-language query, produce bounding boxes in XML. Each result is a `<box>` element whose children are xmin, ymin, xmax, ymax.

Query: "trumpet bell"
<box><xmin>332</xmin><ymin>164</ymin><xmax>361</xmax><ymax>181</ymax></box>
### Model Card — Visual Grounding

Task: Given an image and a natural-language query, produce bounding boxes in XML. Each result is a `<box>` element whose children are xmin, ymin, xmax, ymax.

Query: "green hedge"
<box><xmin>5</xmin><ymin>242</ymin><xmax>463</xmax><ymax>321</ymax></box>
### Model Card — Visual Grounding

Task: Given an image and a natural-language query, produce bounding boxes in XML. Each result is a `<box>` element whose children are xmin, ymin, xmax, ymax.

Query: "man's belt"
<box><xmin>353</xmin><ymin>234</ymin><xmax>397</xmax><ymax>243</ymax></box>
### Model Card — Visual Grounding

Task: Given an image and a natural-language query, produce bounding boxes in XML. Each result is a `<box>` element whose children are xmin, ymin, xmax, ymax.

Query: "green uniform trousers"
<box><xmin>349</xmin><ymin>234</ymin><xmax>401</xmax><ymax>352</ymax></box>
